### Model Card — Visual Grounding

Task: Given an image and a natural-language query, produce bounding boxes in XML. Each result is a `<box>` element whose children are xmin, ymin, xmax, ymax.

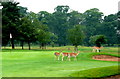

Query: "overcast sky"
<box><xmin>16</xmin><ymin>0</ymin><xmax>119</xmax><ymax>16</ymax></box>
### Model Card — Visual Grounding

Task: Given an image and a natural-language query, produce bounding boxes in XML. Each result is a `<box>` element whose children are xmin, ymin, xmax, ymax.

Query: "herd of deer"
<box><xmin>54</xmin><ymin>46</ymin><xmax>102</xmax><ymax>61</ymax></box>
<box><xmin>54</xmin><ymin>51</ymin><xmax>80</xmax><ymax>61</ymax></box>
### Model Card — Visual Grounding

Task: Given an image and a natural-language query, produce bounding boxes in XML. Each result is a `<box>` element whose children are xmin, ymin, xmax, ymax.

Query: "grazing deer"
<box><xmin>62</xmin><ymin>51</ymin><xmax>80</xmax><ymax>61</ymax></box>
<box><xmin>54</xmin><ymin>51</ymin><xmax>62</xmax><ymax>60</ymax></box>
<box><xmin>92</xmin><ymin>46</ymin><xmax>102</xmax><ymax>52</ymax></box>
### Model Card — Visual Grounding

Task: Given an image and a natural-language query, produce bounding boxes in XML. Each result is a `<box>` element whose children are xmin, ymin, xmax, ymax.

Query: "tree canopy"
<box><xmin>89</xmin><ymin>35</ymin><xmax>107</xmax><ymax>47</ymax></box>
<box><xmin>67</xmin><ymin>25</ymin><xmax>85</xmax><ymax>51</ymax></box>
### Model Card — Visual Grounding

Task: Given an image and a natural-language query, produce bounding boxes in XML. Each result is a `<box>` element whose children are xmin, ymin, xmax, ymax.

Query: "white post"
<box><xmin>10</xmin><ymin>33</ymin><xmax>12</xmax><ymax>52</ymax></box>
<box><xmin>10</xmin><ymin>33</ymin><xmax>12</xmax><ymax>39</ymax></box>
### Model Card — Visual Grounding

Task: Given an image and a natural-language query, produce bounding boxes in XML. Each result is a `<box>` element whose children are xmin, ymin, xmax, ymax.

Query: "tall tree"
<box><xmin>67</xmin><ymin>25</ymin><xmax>85</xmax><ymax>51</ymax></box>
<box><xmin>52</xmin><ymin>5</ymin><xmax>70</xmax><ymax>46</ymax></box>
<box><xmin>19</xmin><ymin>16</ymin><xmax>35</xmax><ymax>50</ymax></box>
<box><xmin>33</xmin><ymin>19</ymin><xmax>51</xmax><ymax>49</ymax></box>
<box><xmin>97</xmin><ymin>14</ymin><xmax>118</xmax><ymax>46</ymax></box>
<box><xmin>82</xmin><ymin>8</ymin><xmax>103</xmax><ymax>46</ymax></box>
<box><xmin>2</xmin><ymin>1</ymin><xmax>21</xmax><ymax>49</ymax></box>
<box><xmin>117</xmin><ymin>11</ymin><xmax>120</xmax><ymax>45</ymax></box>
<box><xmin>17</xmin><ymin>6</ymin><xmax>28</xmax><ymax>49</ymax></box>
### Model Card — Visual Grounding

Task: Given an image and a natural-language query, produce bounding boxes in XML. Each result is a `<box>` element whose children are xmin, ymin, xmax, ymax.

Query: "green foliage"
<box><xmin>54</xmin><ymin>5</ymin><xmax>69</xmax><ymax>13</ymax></box>
<box><xmin>97</xmin><ymin>14</ymin><xmax>118</xmax><ymax>45</ymax></box>
<box><xmin>82</xmin><ymin>8</ymin><xmax>104</xmax><ymax>45</ymax></box>
<box><xmin>117</xmin><ymin>11</ymin><xmax>120</xmax><ymax>44</ymax></box>
<box><xmin>33</xmin><ymin>19</ymin><xmax>51</xmax><ymax>47</ymax></box>
<box><xmin>68</xmin><ymin>11</ymin><xmax>84</xmax><ymax>28</ymax></box>
<box><xmin>19</xmin><ymin>16</ymin><xmax>35</xmax><ymax>40</ymax></box>
<box><xmin>2</xmin><ymin>1</ymin><xmax>21</xmax><ymax>48</ymax></box>
<box><xmin>67</xmin><ymin>25</ymin><xmax>85</xmax><ymax>50</ymax></box>
<box><xmin>89</xmin><ymin>35</ymin><xmax>107</xmax><ymax>47</ymax></box>
<box><xmin>46</xmin><ymin>5</ymin><xmax>71</xmax><ymax>46</ymax></box>
<box><xmin>18</xmin><ymin>6</ymin><xmax>28</xmax><ymax>17</ymax></box>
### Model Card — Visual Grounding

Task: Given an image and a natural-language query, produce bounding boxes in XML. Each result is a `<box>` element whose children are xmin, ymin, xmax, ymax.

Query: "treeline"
<box><xmin>2</xmin><ymin>1</ymin><xmax>120</xmax><ymax>49</ymax></box>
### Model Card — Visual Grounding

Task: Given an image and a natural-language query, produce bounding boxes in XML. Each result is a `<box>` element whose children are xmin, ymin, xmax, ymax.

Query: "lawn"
<box><xmin>2</xmin><ymin>46</ymin><xmax>120</xmax><ymax>77</ymax></box>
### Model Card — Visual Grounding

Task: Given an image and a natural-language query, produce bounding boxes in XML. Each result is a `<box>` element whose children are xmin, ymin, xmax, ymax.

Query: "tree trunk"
<box><xmin>40</xmin><ymin>44</ymin><xmax>42</xmax><ymax>49</ymax></box>
<box><xmin>28</xmin><ymin>40</ymin><xmax>31</xmax><ymax>50</ymax></box>
<box><xmin>41</xmin><ymin>43</ymin><xmax>44</xmax><ymax>49</ymax></box>
<box><xmin>74</xmin><ymin>45</ymin><xmax>78</xmax><ymax>51</ymax></box>
<box><xmin>59</xmin><ymin>43</ymin><xmax>61</xmax><ymax>47</ymax></box>
<box><xmin>11</xmin><ymin>38</ymin><xmax>15</xmax><ymax>49</ymax></box>
<box><xmin>21</xmin><ymin>41</ymin><xmax>24</xmax><ymax>49</ymax></box>
<box><xmin>64</xmin><ymin>43</ymin><xmax>66</xmax><ymax>46</ymax></box>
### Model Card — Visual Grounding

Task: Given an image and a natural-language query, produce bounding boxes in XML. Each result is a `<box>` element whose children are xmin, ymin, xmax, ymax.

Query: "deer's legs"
<box><xmin>55</xmin><ymin>56</ymin><xmax>60</xmax><ymax>61</ymax></box>
<box><xmin>57</xmin><ymin>56</ymin><xmax>60</xmax><ymax>60</ymax></box>
<box><xmin>62</xmin><ymin>56</ymin><xmax>64</xmax><ymax>61</ymax></box>
<box><xmin>74</xmin><ymin>57</ymin><xmax>77</xmax><ymax>61</ymax></box>
<box><xmin>68</xmin><ymin>55</ymin><xmax>71</xmax><ymax>61</ymax></box>
<box><xmin>97</xmin><ymin>49</ymin><xmax>100</xmax><ymax>52</ymax></box>
<box><xmin>55</xmin><ymin>56</ymin><xmax>57</xmax><ymax>60</ymax></box>
<box><xmin>93</xmin><ymin>49</ymin><xmax>95</xmax><ymax>52</ymax></box>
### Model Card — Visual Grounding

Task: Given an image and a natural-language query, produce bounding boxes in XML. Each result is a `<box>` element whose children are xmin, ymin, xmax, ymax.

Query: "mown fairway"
<box><xmin>2</xmin><ymin>46</ymin><xmax>120</xmax><ymax>77</ymax></box>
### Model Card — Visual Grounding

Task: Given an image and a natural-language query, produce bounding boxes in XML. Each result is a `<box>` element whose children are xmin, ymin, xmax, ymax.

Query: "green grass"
<box><xmin>2</xmin><ymin>46</ymin><xmax>120</xmax><ymax>77</ymax></box>
<box><xmin>69</xmin><ymin>65</ymin><xmax>120</xmax><ymax>77</ymax></box>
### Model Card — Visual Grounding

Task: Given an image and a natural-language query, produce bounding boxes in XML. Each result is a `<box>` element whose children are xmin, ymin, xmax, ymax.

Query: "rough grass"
<box><xmin>2</xmin><ymin>46</ymin><xmax>120</xmax><ymax>77</ymax></box>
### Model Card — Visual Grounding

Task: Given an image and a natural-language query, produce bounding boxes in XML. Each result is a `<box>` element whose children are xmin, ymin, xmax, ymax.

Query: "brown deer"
<box><xmin>62</xmin><ymin>51</ymin><xmax>80</xmax><ymax>61</ymax></box>
<box><xmin>54</xmin><ymin>51</ymin><xmax>62</xmax><ymax>60</ymax></box>
<box><xmin>92</xmin><ymin>46</ymin><xmax>103</xmax><ymax>52</ymax></box>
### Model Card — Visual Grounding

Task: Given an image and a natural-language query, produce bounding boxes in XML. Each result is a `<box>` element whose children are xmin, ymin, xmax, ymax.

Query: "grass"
<box><xmin>2</xmin><ymin>46</ymin><xmax>120</xmax><ymax>77</ymax></box>
<box><xmin>69</xmin><ymin>65</ymin><xmax>120</xmax><ymax>77</ymax></box>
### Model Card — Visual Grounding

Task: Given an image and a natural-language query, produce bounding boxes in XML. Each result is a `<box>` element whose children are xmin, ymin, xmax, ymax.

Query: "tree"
<box><xmin>19</xmin><ymin>16</ymin><xmax>36</xmax><ymax>50</ymax></box>
<box><xmin>117</xmin><ymin>11</ymin><xmax>120</xmax><ymax>45</ymax></box>
<box><xmin>51</xmin><ymin>5</ymin><xmax>70</xmax><ymax>46</ymax></box>
<box><xmin>50</xmin><ymin>33</ymin><xmax>58</xmax><ymax>47</ymax></box>
<box><xmin>89</xmin><ymin>35</ymin><xmax>107</xmax><ymax>47</ymax></box>
<box><xmin>2</xmin><ymin>1</ymin><xmax>21</xmax><ymax>49</ymax></box>
<box><xmin>0</xmin><ymin>8</ymin><xmax>1</xmax><ymax>46</ymax></box>
<box><xmin>17</xmin><ymin>6</ymin><xmax>28</xmax><ymax>49</ymax></box>
<box><xmin>67</xmin><ymin>25</ymin><xmax>85</xmax><ymax>51</ymax></box>
<box><xmin>82</xmin><ymin>8</ymin><xmax>103</xmax><ymax>46</ymax></box>
<box><xmin>33</xmin><ymin>18</ymin><xmax>51</xmax><ymax>49</ymax></box>
<box><xmin>97</xmin><ymin>14</ymin><xmax>118</xmax><ymax>46</ymax></box>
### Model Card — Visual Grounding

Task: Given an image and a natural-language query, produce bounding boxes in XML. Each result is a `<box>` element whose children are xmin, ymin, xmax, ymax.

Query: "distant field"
<box><xmin>2</xmin><ymin>46</ymin><xmax>120</xmax><ymax>77</ymax></box>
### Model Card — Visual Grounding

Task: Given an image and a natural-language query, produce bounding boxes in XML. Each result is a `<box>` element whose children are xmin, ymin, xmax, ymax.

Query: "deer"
<box><xmin>54</xmin><ymin>51</ymin><xmax>62</xmax><ymax>60</ymax></box>
<box><xmin>62</xmin><ymin>51</ymin><xmax>80</xmax><ymax>61</ymax></box>
<box><xmin>92</xmin><ymin>46</ymin><xmax>103</xmax><ymax>52</ymax></box>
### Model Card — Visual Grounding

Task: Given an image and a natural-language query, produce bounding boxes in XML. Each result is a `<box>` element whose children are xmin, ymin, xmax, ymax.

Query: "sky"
<box><xmin>16</xmin><ymin>0</ymin><xmax>120</xmax><ymax>16</ymax></box>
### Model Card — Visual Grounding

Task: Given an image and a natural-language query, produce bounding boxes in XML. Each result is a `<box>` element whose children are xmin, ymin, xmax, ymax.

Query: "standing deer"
<box><xmin>54</xmin><ymin>51</ymin><xmax>62</xmax><ymax>60</ymax></box>
<box><xmin>92</xmin><ymin>46</ymin><xmax>102</xmax><ymax>52</ymax></box>
<box><xmin>62</xmin><ymin>51</ymin><xmax>80</xmax><ymax>61</ymax></box>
